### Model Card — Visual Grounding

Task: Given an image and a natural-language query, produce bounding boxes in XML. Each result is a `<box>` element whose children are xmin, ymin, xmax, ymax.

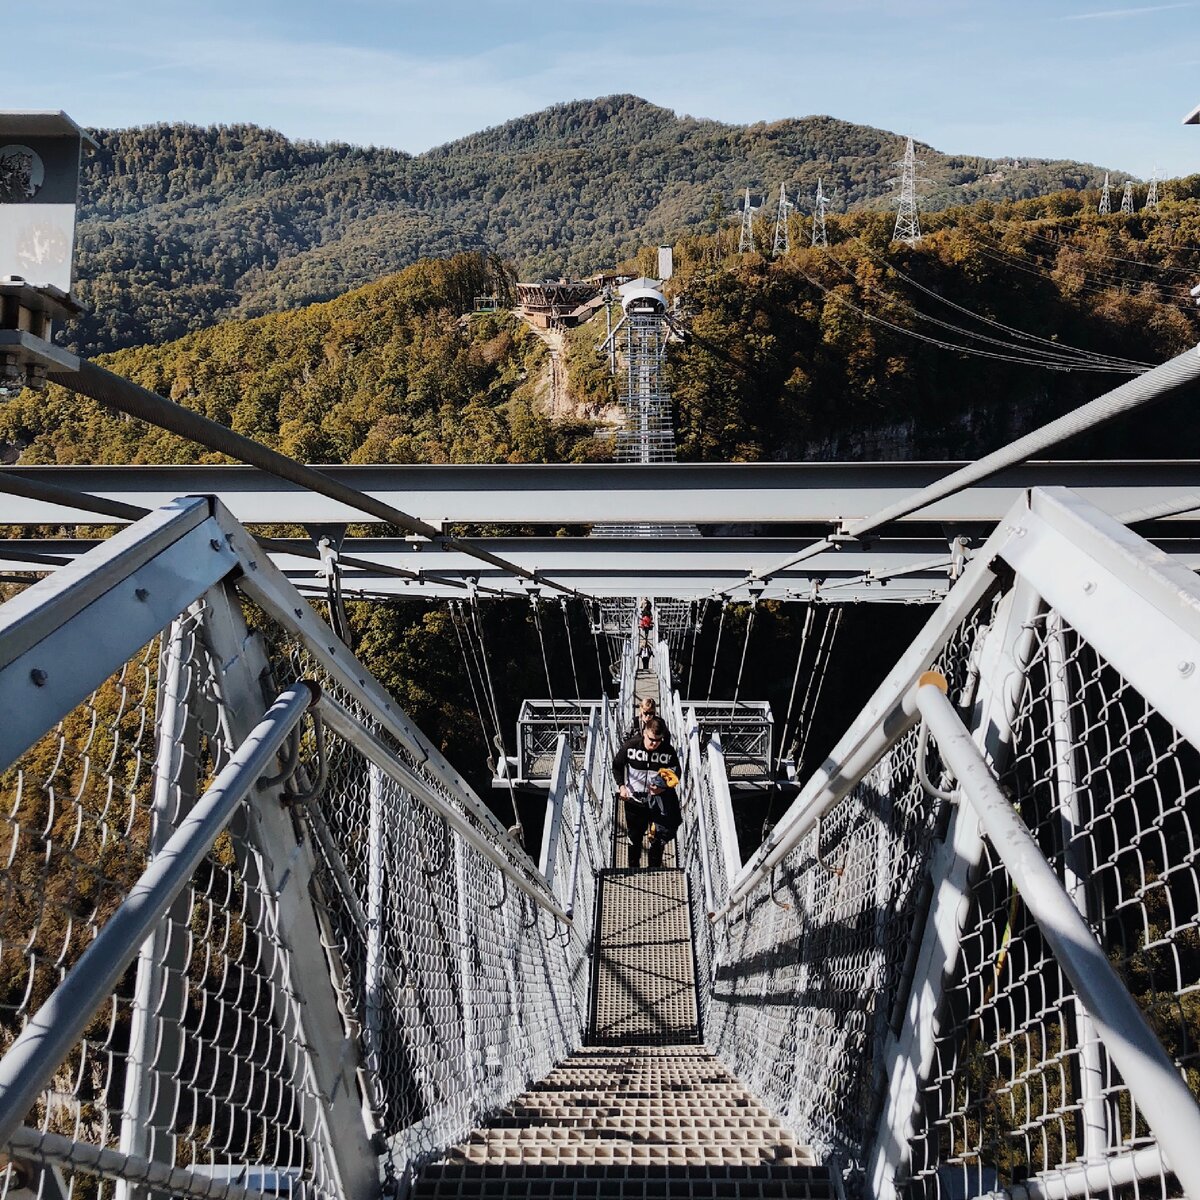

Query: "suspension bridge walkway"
<box><xmin>4</xmin><ymin>111</ymin><xmax>1200</xmax><ymax>1200</ymax></box>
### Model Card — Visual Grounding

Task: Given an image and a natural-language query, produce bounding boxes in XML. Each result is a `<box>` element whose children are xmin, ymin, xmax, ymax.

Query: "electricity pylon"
<box><xmin>812</xmin><ymin>178</ymin><xmax>830</xmax><ymax>248</ymax></box>
<box><xmin>1145</xmin><ymin>168</ymin><xmax>1160</xmax><ymax>211</ymax></box>
<box><xmin>892</xmin><ymin>137</ymin><xmax>922</xmax><ymax>245</ymax></box>
<box><xmin>772</xmin><ymin>184</ymin><xmax>792</xmax><ymax>257</ymax></box>
<box><xmin>1098</xmin><ymin>173</ymin><xmax>1112</xmax><ymax>215</ymax></box>
<box><xmin>738</xmin><ymin>188</ymin><xmax>759</xmax><ymax>254</ymax></box>
<box><xmin>1120</xmin><ymin>179</ymin><xmax>1134</xmax><ymax>214</ymax></box>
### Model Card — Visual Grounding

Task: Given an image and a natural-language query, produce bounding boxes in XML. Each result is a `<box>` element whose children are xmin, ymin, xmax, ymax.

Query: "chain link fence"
<box><xmin>0</xmin><ymin>564</ymin><xmax>603</xmax><ymax>1200</ymax></box>
<box><xmin>683</xmin><ymin>592</ymin><xmax>1003</xmax><ymax>1181</ymax></box>
<box><xmin>1</xmin><ymin>604</ymin><xmax>345</xmax><ymax>1200</ymax></box>
<box><xmin>905</xmin><ymin>607</ymin><xmax>1199</xmax><ymax>1199</ymax></box>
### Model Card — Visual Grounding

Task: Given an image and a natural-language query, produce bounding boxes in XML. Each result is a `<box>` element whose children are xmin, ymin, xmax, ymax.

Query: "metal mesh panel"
<box><xmin>905</xmin><ymin>609</ymin><xmax>1199</xmax><ymax>1199</ymax></box>
<box><xmin>684</xmin><ymin>593</ymin><xmax>1000</xmax><ymax>1178</ymax></box>
<box><xmin>0</xmin><ymin>605</ymin><xmax>342</xmax><ymax>1200</ymax></box>
<box><xmin>254</xmin><ymin>604</ymin><xmax>603</xmax><ymax>1188</ymax></box>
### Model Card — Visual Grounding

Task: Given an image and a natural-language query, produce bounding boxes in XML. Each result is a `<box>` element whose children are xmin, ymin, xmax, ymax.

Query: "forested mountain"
<box><xmin>71</xmin><ymin>95</ymin><xmax>1122</xmax><ymax>357</ymax></box>
<box><xmin>2</xmin><ymin>252</ymin><xmax>601</xmax><ymax>468</ymax></box>
<box><xmin>9</xmin><ymin>189</ymin><xmax>1200</xmax><ymax>789</ymax></box>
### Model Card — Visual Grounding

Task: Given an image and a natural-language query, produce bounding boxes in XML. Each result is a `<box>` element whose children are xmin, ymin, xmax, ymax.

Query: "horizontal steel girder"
<box><xmin>6</xmin><ymin>534</ymin><xmax>1200</xmax><ymax>603</ymax></box>
<box><xmin>3</xmin><ymin>461</ymin><xmax>1200</xmax><ymax>527</ymax></box>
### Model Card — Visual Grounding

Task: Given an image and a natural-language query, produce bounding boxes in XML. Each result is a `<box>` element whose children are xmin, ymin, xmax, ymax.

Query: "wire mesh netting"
<box><xmin>256</xmin><ymin>600</ymin><xmax>602</xmax><ymax>1188</ymax></box>
<box><xmin>683</xmin><ymin>591</ymin><xmax>1001</xmax><ymax>1179</ymax></box>
<box><xmin>905</xmin><ymin>608</ymin><xmax>1200</xmax><ymax>1199</ymax></box>
<box><xmin>1</xmin><ymin>603</ymin><xmax>344</xmax><ymax>1200</ymax></box>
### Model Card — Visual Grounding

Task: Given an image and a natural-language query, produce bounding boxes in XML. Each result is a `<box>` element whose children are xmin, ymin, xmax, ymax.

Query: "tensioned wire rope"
<box><xmin>1017</xmin><ymin>223</ymin><xmax>1200</xmax><ymax>276</ymax></box>
<box><xmin>959</xmin><ymin>228</ymin><xmax>1195</xmax><ymax>307</ymax></box>
<box><xmin>706</xmin><ymin>600</ymin><xmax>728</xmax><ymax>700</ymax></box>
<box><xmin>49</xmin><ymin>358</ymin><xmax>594</xmax><ymax>601</ymax></box>
<box><xmin>683</xmin><ymin>599</ymin><xmax>706</xmax><ymax>697</ymax></box>
<box><xmin>559</xmin><ymin>598</ymin><xmax>582</xmax><ymax>701</ymax></box>
<box><xmin>793</xmin><ymin>606</ymin><xmax>843</xmax><ymax>780</ymax></box>
<box><xmin>467</xmin><ymin>595</ymin><xmax>525</xmax><ymax>842</ymax></box>
<box><xmin>449</xmin><ymin>599</ymin><xmax>497</xmax><ymax>773</ymax></box>
<box><xmin>812</xmin><ymin>244</ymin><xmax>1148</xmax><ymax>373</ymax></box>
<box><xmin>731</xmin><ymin>602</ymin><xmax>757</xmax><ymax>705</ymax></box>
<box><xmin>787</xmin><ymin>257</ymin><xmax>1135</xmax><ymax>372</ymax></box>
<box><xmin>841</xmin><ymin>234</ymin><xmax>1154</xmax><ymax>371</ymax></box>
<box><xmin>775</xmin><ymin>604</ymin><xmax>816</xmax><ymax>772</ymax></box>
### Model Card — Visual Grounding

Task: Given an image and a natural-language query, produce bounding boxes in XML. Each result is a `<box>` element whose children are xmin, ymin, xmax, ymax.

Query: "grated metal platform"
<box><xmin>590</xmin><ymin>870</ymin><xmax>698</xmax><ymax>1045</ymax></box>
<box><xmin>413</xmin><ymin>1045</ymin><xmax>829</xmax><ymax>1198</ymax></box>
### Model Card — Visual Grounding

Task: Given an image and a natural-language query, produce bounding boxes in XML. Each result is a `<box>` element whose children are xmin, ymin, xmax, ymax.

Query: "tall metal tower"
<box><xmin>772</xmin><ymin>184</ymin><xmax>792</xmax><ymax>257</ymax></box>
<box><xmin>1145</xmin><ymin>168</ymin><xmax>1160</xmax><ymax>210</ymax></box>
<box><xmin>738</xmin><ymin>188</ymin><xmax>758</xmax><ymax>254</ymax></box>
<box><xmin>812</xmin><ymin>178</ymin><xmax>830</xmax><ymax>248</ymax></box>
<box><xmin>594</xmin><ymin>281</ymin><xmax>697</xmax><ymax>539</ymax></box>
<box><xmin>1120</xmin><ymin>179</ymin><xmax>1134</xmax><ymax>214</ymax></box>
<box><xmin>1098</xmin><ymin>173</ymin><xmax>1112</xmax><ymax>215</ymax></box>
<box><xmin>892</xmin><ymin>137</ymin><xmax>922</xmax><ymax>246</ymax></box>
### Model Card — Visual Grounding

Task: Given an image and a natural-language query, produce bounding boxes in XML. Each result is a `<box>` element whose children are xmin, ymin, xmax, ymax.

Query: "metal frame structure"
<box><xmin>675</xmin><ymin>486</ymin><xmax>1200</xmax><ymax>1199</ymax></box>
<box><xmin>0</xmin><ymin>495</ymin><xmax>606</xmax><ymax>1200</ymax></box>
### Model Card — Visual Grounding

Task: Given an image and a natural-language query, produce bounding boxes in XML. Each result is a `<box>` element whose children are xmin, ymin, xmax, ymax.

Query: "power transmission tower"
<box><xmin>738</xmin><ymin>188</ymin><xmax>758</xmax><ymax>254</ymax></box>
<box><xmin>812</xmin><ymin>178</ymin><xmax>830</xmax><ymax>248</ymax></box>
<box><xmin>1098</xmin><ymin>173</ymin><xmax>1112</xmax><ymax>214</ymax></box>
<box><xmin>772</xmin><ymin>183</ymin><xmax>792</xmax><ymax>257</ymax></box>
<box><xmin>1145</xmin><ymin>167</ymin><xmax>1160</xmax><ymax>210</ymax></box>
<box><xmin>892</xmin><ymin>137</ymin><xmax>922</xmax><ymax>246</ymax></box>
<box><xmin>1120</xmin><ymin>179</ymin><xmax>1134</xmax><ymax>214</ymax></box>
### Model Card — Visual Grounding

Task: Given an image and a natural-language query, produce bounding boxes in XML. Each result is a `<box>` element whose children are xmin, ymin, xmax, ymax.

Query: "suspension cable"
<box><xmin>560</xmin><ymin>598</ymin><xmax>582</xmax><ymax>701</ymax></box>
<box><xmin>684</xmin><ymin>599</ymin><xmax>705</xmax><ymax>697</ymax></box>
<box><xmin>732</xmin><ymin>603</ymin><xmax>757</xmax><ymax>704</ymax></box>
<box><xmin>795</xmin><ymin>607</ymin><xmax>844</xmax><ymax>780</ymax></box>
<box><xmin>706</xmin><ymin>601</ymin><xmax>728</xmax><ymax>700</ymax></box>
<box><xmin>449</xmin><ymin>601</ymin><xmax>494</xmax><ymax>767</ymax></box>
<box><xmin>55</xmin><ymin>358</ymin><xmax>592</xmax><ymax>600</ymax></box>
<box><xmin>776</xmin><ymin>604</ymin><xmax>816</xmax><ymax>769</ymax></box>
<box><xmin>468</xmin><ymin>597</ymin><xmax>524</xmax><ymax>842</ymax></box>
<box><xmin>589</xmin><ymin>601</ymin><xmax>609</xmax><ymax>694</ymax></box>
<box><xmin>789</xmin><ymin>607</ymin><xmax>836</xmax><ymax>761</ymax></box>
<box><xmin>531</xmin><ymin>597</ymin><xmax>557</xmax><ymax>709</ymax></box>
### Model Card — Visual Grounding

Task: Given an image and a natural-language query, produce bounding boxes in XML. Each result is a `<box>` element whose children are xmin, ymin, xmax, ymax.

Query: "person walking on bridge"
<box><xmin>612</xmin><ymin>716</ymin><xmax>682</xmax><ymax>869</ymax></box>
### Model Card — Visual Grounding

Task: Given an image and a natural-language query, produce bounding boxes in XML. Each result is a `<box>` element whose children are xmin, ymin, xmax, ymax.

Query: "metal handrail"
<box><xmin>317</xmin><ymin>694</ymin><xmax>569</xmax><ymax>923</ymax></box>
<box><xmin>916</xmin><ymin>676</ymin><xmax>1200</xmax><ymax>1198</ymax></box>
<box><xmin>0</xmin><ymin>682</ymin><xmax>319</xmax><ymax>1147</ymax></box>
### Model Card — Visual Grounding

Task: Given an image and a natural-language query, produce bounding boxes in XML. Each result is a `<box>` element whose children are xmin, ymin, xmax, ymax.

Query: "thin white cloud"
<box><xmin>1060</xmin><ymin>2</ymin><xmax>1192</xmax><ymax>19</ymax></box>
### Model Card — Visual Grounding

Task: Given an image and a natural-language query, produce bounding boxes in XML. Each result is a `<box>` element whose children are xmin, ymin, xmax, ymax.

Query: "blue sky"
<box><xmin>10</xmin><ymin>0</ymin><xmax>1200</xmax><ymax>178</ymax></box>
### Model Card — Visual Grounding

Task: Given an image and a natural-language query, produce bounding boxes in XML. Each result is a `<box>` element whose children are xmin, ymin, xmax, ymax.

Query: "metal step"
<box><xmin>590</xmin><ymin>870</ymin><xmax>698</xmax><ymax>1045</ymax></box>
<box><xmin>412</xmin><ymin>1046</ymin><xmax>829</xmax><ymax>1198</ymax></box>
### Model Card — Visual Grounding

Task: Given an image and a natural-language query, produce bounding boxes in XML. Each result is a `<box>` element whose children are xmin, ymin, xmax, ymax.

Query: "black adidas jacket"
<box><xmin>611</xmin><ymin>731</ymin><xmax>682</xmax><ymax>797</ymax></box>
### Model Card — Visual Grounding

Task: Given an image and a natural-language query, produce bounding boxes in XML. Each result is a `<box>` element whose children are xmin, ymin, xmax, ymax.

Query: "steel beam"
<box><xmin>3</xmin><ymin>461</ymin><xmax>1200</xmax><ymax>526</ymax></box>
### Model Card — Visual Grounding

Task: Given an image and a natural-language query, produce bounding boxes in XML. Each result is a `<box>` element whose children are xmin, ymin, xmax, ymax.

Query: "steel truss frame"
<box><xmin>4</xmin><ymin>461</ymin><xmax>1200</xmax><ymax>527</ymax></box>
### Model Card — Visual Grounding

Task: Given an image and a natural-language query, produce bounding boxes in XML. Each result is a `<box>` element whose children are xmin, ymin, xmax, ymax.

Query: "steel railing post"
<box><xmin>0</xmin><ymin>683</ymin><xmax>316</xmax><ymax>1150</ymax></box>
<box><xmin>116</xmin><ymin>616</ymin><xmax>199</xmax><ymax>1200</ymax></box>
<box><xmin>917</xmin><ymin>678</ymin><xmax>1200</xmax><ymax>1198</ymax></box>
<box><xmin>1045</xmin><ymin>610</ymin><xmax>1109</xmax><ymax>1161</ymax></box>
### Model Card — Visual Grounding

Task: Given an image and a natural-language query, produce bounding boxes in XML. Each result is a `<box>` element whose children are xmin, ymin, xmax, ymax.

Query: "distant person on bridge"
<box><xmin>613</xmin><ymin>716</ymin><xmax>682</xmax><ymax>869</ymax></box>
<box><xmin>638</xmin><ymin>604</ymin><xmax>654</xmax><ymax>669</ymax></box>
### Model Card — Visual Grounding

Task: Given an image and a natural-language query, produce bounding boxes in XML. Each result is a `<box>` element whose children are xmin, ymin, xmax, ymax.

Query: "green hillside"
<box><xmin>71</xmin><ymin>95</ymin><xmax>1122</xmax><ymax>357</ymax></box>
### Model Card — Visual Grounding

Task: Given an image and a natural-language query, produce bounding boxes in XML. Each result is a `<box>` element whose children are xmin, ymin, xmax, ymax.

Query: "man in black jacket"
<box><xmin>612</xmin><ymin>716</ymin><xmax>682</xmax><ymax>869</ymax></box>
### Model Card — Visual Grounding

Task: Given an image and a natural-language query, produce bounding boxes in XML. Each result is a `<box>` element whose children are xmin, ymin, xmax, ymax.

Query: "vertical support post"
<box><xmin>870</xmin><ymin>752</ymin><xmax>895</xmax><ymax>1088</ymax></box>
<box><xmin>1046</xmin><ymin>610</ymin><xmax>1108</xmax><ymax>1160</ymax></box>
<box><xmin>198</xmin><ymin>582</ymin><xmax>378</xmax><ymax>1200</ymax></box>
<box><xmin>868</xmin><ymin>576</ymin><xmax>1043</xmax><ymax>1199</ymax></box>
<box><xmin>117</xmin><ymin>617</ymin><xmax>199</xmax><ymax>1200</ymax></box>
<box><xmin>365</xmin><ymin>763</ymin><xmax>385</xmax><ymax>1087</ymax></box>
<box><xmin>688</xmin><ymin>713</ymin><xmax>717</xmax><ymax>918</ymax></box>
<box><xmin>453</xmin><ymin>826</ymin><xmax>479</xmax><ymax>1113</ymax></box>
<box><xmin>708</xmin><ymin>735</ymin><xmax>742</xmax><ymax>877</ymax></box>
<box><xmin>539</xmin><ymin>734</ymin><xmax>570</xmax><ymax>893</ymax></box>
